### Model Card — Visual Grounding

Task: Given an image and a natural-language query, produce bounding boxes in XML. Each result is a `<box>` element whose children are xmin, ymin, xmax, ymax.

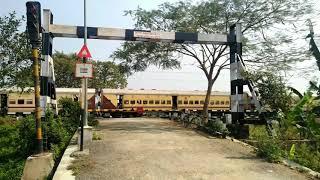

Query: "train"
<box><xmin>0</xmin><ymin>88</ymin><xmax>254</xmax><ymax>117</ymax></box>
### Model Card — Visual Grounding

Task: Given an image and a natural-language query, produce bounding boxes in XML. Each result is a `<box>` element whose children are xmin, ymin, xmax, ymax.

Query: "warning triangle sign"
<box><xmin>77</xmin><ymin>44</ymin><xmax>92</xmax><ymax>58</ymax></box>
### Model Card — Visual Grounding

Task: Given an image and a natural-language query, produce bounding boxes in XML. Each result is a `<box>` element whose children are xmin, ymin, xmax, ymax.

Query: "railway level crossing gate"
<box><xmin>40</xmin><ymin>7</ymin><xmax>264</xmax><ymax>125</ymax></box>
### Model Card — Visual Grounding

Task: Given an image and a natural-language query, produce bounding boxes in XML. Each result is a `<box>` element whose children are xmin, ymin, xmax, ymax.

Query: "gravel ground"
<box><xmin>77</xmin><ymin>118</ymin><xmax>310</xmax><ymax>180</ymax></box>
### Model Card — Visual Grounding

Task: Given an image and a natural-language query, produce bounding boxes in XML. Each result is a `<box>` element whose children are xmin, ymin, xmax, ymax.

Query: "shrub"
<box><xmin>46</xmin><ymin>112</ymin><xmax>68</xmax><ymax>143</ymax></box>
<box><xmin>18</xmin><ymin>116</ymin><xmax>36</xmax><ymax>156</ymax></box>
<box><xmin>88</xmin><ymin>114</ymin><xmax>99</xmax><ymax>127</ymax></box>
<box><xmin>58</xmin><ymin>97</ymin><xmax>81</xmax><ymax>133</ymax></box>
<box><xmin>0</xmin><ymin>116</ymin><xmax>33</xmax><ymax>180</ymax></box>
<box><xmin>205</xmin><ymin>119</ymin><xmax>229</xmax><ymax>137</ymax></box>
<box><xmin>0</xmin><ymin>159</ymin><xmax>25</xmax><ymax>180</ymax></box>
<box><xmin>256</xmin><ymin>137</ymin><xmax>283</xmax><ymax>163</ymax></box>
<box><xmin>293</xmin><ymin>143</ymin><xmax>320</xmax><ymax>172</ymax></box>
<box><xmin>0</xmin><ymin>97</ymin><xmax>96</xmax><ymax>179</ymax></box>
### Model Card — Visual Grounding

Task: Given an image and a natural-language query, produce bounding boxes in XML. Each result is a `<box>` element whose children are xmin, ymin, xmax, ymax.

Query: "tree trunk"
<box><xmin>202</xmin><ymin>80</ymin><xmax>213</xmax><ymax>124</ymax></box>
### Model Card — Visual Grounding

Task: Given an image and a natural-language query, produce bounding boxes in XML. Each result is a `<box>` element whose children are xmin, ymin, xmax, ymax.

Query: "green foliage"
<box><xmin>53</xmin><ymin>51</ymin><xmax>127</xmax><ymax>88</ymax></box>
<box><xmin>206</xmin><ymin>120</ymin><xmax>229</xmax><ymax>135</ymax></box>
<box><xmin>89</xmin><ymin>61</ymin><xmax>127</xmax><ymax>89</ymax></box>
<box><xmin>58</xmin><ymin>97</ymin><xmax>81</xmax><ymax>132</ymax></box>
<box><xmin>113</xmin><ymin>0</ymin><xmax>313</xmax><ymax>74</ymax></box>
<box><xmin>0</xmin><ymin>159</ymin><xmax>25</xmax><ymax>180</ymax></box>
<box><xmin>293</xmin><ymin>143</ymin><xmax>320</xmax><ymax>172</ymax></box>
<box><xmin>44</xmin><ymin>112</ymin><xmax>68</xmax><ymax>151</ymax></box>
<box><xmin>0</xmin><ymin>116</ymin><xmax>33</xmax><ymax>180</ymax></box>
<box><xmin>287</xmin><ymin>92</ymin><xmax>320</xmax><ymax>141</ymax></box>
<box><xmin>255</xmin><ymin>137</ymin><xmax>284</xmax><ymax>163</ymax></box>
<box><xmin>244</xmin><ymin>71</ymin><xmax>293</xmax><ymax>114</ymax></box>
<box><xmin>53</xmin><ymin>52</ymin><xmax>80</xmax><ymax>88</ymax></box>
<box><xmin>0</xmin><ymin>12</ymin><xmax>32</xmax><ymax>89</ymax></box>
<box><xmin>0</xmin><ymin>98</ymin><xmax>85</xmax><ymax>179</ymax></box>
<box><xmin>112</xmin><ymin>0</ymin><xmax>313</xmax><ymax>123</ymax></box>
<box><xmin>17</xmin><ymin>116</ymin><xmax>36</xmax><ymax>156</ymax></box>
<box><xmin>289</xmin><ymin>144</ymin><xmax>296</xmax><ymax>160</ymax></box>
<box><xmin>249</xmin><ymin>125</ymin><xmax>269</xmax><ymax>140</ymax></box>
<box><xmin>88</xmin><ymin>114</ymin><xmax>99</xmax><ymax>127</ymax></box>
<box><xmin>92</xmin><ymin>132</ymin><xmax>102</xmax><ymax>141</ymax></box>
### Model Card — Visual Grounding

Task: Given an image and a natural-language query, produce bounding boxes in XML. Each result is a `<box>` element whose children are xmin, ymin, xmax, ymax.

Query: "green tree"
<box><xmin>245</xmin><ymin>71</ymin><xmax>293</xmax><ymax>114</ymax></box>
<box><xmin>112</xmin><ymin>0</ymin><xmax>313</xmax><ymax>123</ymax></box>
<box><xmin>0</xmin><ymin>12</ymin><xmax>32</xmax><ymax>89</ymax></box>
<box><xmin>53</xmin><ymin>52</ymin><xmax>81</xmax><ymax>88</ymax></box>
<box><xmin>53</xmin><ymin>51</ymin><xmax>127</xmax><ymax>88</ymax></box>
<box><xmin>89</xmin><ymin>61</ymin><xmax>127</xmax><ymax>89</ymax></box>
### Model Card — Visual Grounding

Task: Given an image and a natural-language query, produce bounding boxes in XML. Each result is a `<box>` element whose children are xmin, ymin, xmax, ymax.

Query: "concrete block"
<box><xmin>78</xmin><ymin>126</ymin><xmax>93</xmax><ymax>149</ymax></box>
<box><xmin>22</xmin><ymin>153</ymin><xmax>54</xmax><ymax>180</ymax></box>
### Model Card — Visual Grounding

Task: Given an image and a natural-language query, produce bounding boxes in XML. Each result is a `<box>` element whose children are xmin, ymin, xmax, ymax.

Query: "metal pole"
<box><xmin>83</xmin><ymin>0</ymin><xmax>88</xmax><ymax>126</ymax></box>
<box><xmin>80</xmin><ymin>0</ymin><xmax>87</xmax><ymax>151</ymax></box>
<box><xmin>80</xmin><ymin>114</ymin><xmax>84</xmax><ymax>151</ymax></box>
<box><xmin>33</xmin><ymin>48</ymin><xmax>43</xmax><ymax>154</ymax></box>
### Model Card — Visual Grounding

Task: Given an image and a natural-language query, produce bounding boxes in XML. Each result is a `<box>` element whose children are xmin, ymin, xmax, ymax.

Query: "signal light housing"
<box><xmin>26</xmin><ymin>1</ymin><xmax>41</xmax><ymax>47</ymax></box>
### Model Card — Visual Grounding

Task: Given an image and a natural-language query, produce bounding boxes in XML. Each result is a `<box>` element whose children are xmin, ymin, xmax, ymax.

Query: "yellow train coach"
<box><xmin>0</xmin><ymin>88</ymin><xmax>252</xmax><ymax>116</ymax></box>
<box><xmin>86</xmin><ymin>89</ymin><xmax>236</xmax><ymax>117</ymax></box>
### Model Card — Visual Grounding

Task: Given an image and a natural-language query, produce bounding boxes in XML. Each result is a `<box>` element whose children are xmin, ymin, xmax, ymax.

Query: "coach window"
<box><xmin>143</xmin><ymin>100</ymin><xmax>148</xmax><ymax>104</ymax></box>
<box><xmin>226</xmin><ymin>101</ymin><xmax>230</xmax><ymax>105</ymax></box>
<box><xmin>221</xmin><ymin>101</ymin><xmax>225</xmax><ymax>105</ymax></box>
<box><xmin>189</xmin><ymin>100</ymin><xmax>194</xmax><ymax>104</ymax></box>
<box><xmin>216</xmin><ymin>101</ymin><xmax>220</xmax><ymax>105</ymax></box>
<box><xmin>167</xmin><ymin>100</ymin><xmax>171</xmax><ymax>104</ymax></box>
<box><xmin>18</xmin><ymin>99</ymin><xmax>24</xmax><ymax>104</ymax></box>
<box><xmin>183</xmin><ymin>100</ymin><xmax>188</xmax><ymax>104</ymax></box>
<box><xmin>149</xmin><ymin>100</ymin><xmax>154</xmax><ymax>104</ymax></box>
<box><xmin>178</xmin><ymin>100</ymin><xmax>182</xmax><ymax>104</ymax></box>
<box><xmin>200</xmin><ymin>100</ymin><xmax>204</xmax><ymax>105</ymax></box>
<box><xmin>137</xmin><ymin>100</ymin><xmax>142</xmax><ymax>104</ymax></box>
<box><xmin>9</xmin><ymin>100</ymin><xmax>15</xmax><ymax>104</ymax></box>
<box><xmin>26</xmin><ymin>99</ymin><xmax>33</xmax><ymax>104</ymax></box>
<box><xmin>155</xmin><ymin>100</ymin><xmax>160</xmax><ymax>104</ymax></box>
<box><xmin>195</xmin><ymin>100</ymin><xmax>199</xmax><ymax>104</ymax></box>
<box><xmin>161</xmin><ymin>100</ymin><xmax>166</xmax><ymax>104</ymax></box>
<box><xmin>210</xmin><ymin>101</ymin><xmax>214</xmax><ymax>105</ymax></box>
<box><xmin>130</xmin><ymin>100</ymin><xmax>135</xmax><ymax>104</ymax></box>
<box><xmin>124</xmin><ymin>100</ymin><xmax>129</xmax><ymax>104</ymax></box>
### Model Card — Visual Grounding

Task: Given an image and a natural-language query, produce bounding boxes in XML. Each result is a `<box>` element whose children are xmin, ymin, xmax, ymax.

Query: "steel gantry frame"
<box><xmin>41</xmin><ymin>8</ymin><xmax>263</xmax><ymax>125</ymax></box>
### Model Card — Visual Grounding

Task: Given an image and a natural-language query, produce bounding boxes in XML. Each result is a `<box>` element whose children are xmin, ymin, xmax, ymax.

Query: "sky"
<box><xmin>1</xmin><ymin>0</ymin><xmax>319</xmax><ymax>92</ymax></box>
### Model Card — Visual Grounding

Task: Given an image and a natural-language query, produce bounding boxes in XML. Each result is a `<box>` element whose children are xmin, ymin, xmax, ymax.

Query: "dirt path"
<box><xmin>77</xmin><ymin>118</ymin><xmax>309</xmax><ymax>180</ymax></box>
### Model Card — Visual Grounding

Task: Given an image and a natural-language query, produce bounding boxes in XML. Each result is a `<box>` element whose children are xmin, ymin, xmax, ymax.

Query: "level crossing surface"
<box><xmin>76</xmin><ymin>118</ymin><xmax>308</xmax><ymax>180</ymax></box>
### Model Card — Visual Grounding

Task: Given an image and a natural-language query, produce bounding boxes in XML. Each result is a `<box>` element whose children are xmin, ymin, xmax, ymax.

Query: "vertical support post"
<box><xmin>80</xmin><ymin>0</ymin><xmax>88</xmax><ymax>151</ymax></box>
<box><xmin>42</xmin><ymin>9</ymin><xmax>56</xmax><ymax>150</ymax></box>
<box><xmin>229</xmin><ymin>25</ymin><xmax>238</xmax><ymax>123</ymax></box>
<box><xmin>83</xmin><ymin>0</ymin><xmax>88</xmax><ymax>126</ymax></box>
<box><xmin>235</xmin><ymin>23</ymin><xmax>244</xmax><ymax>121</ymax></box>
<box><xmin>33</xmin><ymin>48</ymin><xmax>43</xmax><ymax>154</ymax></box>
<box><xmin>229</xmin><ymin>23</ymin><xmax>244</xmax><ymax>124</ymax></box>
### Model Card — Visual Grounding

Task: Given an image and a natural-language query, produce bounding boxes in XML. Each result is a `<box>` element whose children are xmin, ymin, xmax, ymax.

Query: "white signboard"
<box><xmin>134</xmin><ymin>31</ymin><xmax>160</xmax><ymax>39</ymax></box>
<box><xmin>75</xmin><ymin>63</ymin><xmax>93</xmax><ymax>78</ymax></box>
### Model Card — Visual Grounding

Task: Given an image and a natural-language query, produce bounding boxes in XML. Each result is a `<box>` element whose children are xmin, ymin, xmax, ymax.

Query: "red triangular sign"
<box><xmin>77</xmin><ymin>44</ymin><xmax>92</xmax><ymax>58</ymax></box>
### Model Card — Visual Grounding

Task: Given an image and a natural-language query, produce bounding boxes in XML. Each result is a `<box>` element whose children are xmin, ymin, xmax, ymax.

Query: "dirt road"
<box><xmin>77</xmin><ymin>118</ymin><xmax>309</xmax><ymax>180</ymax></box>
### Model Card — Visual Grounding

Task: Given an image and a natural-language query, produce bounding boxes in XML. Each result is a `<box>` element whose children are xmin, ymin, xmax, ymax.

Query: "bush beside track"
<box><xmin>0</xmin><ymin>97</ymin><xmax>97</xmax><ymax>180</ymax></box>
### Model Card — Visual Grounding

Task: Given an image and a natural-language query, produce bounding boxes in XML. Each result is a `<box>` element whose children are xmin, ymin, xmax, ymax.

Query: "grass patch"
<box><xmin>255</xmin><ymin>137</ymin><xmax>284</xmax><ymax>163</ymax></box>
<box><xmin>67</xmin><ymin>156</ymin><xmax>95</xmax><ymax>176</ymax></box>
<box><xmin>93</xmin><ymin>132</ymin><xmax>102</xmax><ymax>141</ymax></box>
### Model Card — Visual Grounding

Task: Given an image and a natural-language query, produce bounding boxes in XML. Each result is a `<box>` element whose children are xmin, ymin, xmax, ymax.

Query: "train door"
<box><xmin>0</xmin><ymin>94</ymin><xmax>7</xmax><ymax>115</ymax></box>
<box><xmin>172</xmin><ymin>96</ymin><xmax>178</xmax><ymax>110</ymax></box>
<box><xmin>117</xmin><ymin>95</ymin><xmax>123</xmax><ymax>109</ymax></box>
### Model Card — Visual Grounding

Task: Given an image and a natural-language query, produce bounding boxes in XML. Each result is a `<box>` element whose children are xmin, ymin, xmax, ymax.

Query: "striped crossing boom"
<box><xmin>42</xmin><ymin>9</ymin><xmax>262</xmax><ymax>124</ymax></box>
<box><xmin>47</xmin><ymin>25</ymin><xmax>230</xmax><ymax>44</ymax></box>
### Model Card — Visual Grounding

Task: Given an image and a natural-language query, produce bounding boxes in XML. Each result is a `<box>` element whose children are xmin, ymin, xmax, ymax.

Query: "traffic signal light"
<box><xmin>26</xmin><ymin>1</ymin><xmax>41</xmax><ymax>47</ymax></box>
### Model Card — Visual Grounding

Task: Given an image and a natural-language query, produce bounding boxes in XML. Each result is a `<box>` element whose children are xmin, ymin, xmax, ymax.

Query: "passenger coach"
<box><xmin>0</xmin><ymin>88</ymin><xmax>253</xmax><ymax>117</ymax></box>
